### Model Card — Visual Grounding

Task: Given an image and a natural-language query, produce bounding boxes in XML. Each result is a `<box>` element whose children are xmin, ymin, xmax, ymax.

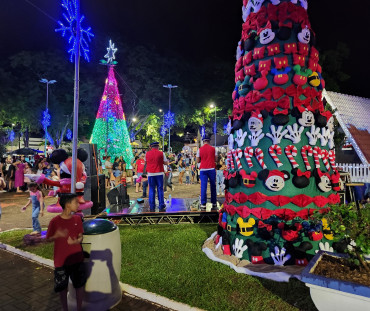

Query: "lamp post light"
<box><xmin>159</xmin><ymin>109</ymin><xmax>165</xmax><ymax>151</ymax></box>
<box><xmin>40</xmin><ymin>79</ymin><xmax>57</xmax><ymax>156</ymax></box>
<box><xmin>163</xmin><ymin>84</ymin><xmax>178</xmax><ymax>153</ymax></box>
<box><xmin>210</xmin><ymin>103</ymin><xmax>217</xmax><ymax>147</ymax></box>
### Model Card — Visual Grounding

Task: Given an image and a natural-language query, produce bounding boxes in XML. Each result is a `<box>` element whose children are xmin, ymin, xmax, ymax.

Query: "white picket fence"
<box><xmin>336</xmin><ymin>163</ymin><xmax>370</xmax><ymax>183</ymax></box>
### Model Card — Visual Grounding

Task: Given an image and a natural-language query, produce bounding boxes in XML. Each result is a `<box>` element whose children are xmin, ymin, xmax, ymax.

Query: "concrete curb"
<box><xmin>0</xmin><ymin>241</ymin><xmax>204</xmax><ymax>311</ymax></box>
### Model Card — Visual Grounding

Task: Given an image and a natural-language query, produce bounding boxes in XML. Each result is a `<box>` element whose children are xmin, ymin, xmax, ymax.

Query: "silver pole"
<box><xmin>45</xmin><ymin>82</ymin><xmax>49</xmax><ymax>156</ymax></box>
<box><xmin>214</xmin><ymin>107</ymin><xmax>217</xmax><ymax>147</ymax></box>
<box><xmin>168</xmin><ymin>88</ymin><xmax>171</xmax><ymax>153</ymax></box>
<box><xmin>162</xmin><ymin>112</ymin><xmax>165</xmax><ymax>151</ymax></box>
<box><xmin>71</xmin><ymin>0</ymin><xmax>81</xmax><ymax>193</ymax></box>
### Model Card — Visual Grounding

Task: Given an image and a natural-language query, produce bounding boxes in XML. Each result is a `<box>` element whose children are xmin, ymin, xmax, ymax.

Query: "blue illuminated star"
<box><xmin>104</xmin><ymin>40</ymin><xmax>118</xmax><ymax>64</ymax></box>
<box><xmin>55</xmin><ymin>0</ymin><xmax>94</xmax><ymax>62</ymax></box>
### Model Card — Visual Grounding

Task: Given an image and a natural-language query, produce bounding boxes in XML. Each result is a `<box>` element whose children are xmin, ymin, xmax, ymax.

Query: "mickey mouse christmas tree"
<box><xmin>90</xmin><ymin>40</ymin><xmax>134</xmax><ymax>165</ymax></box>
<box><xmin>216</xmin><ymin>0</ymin><xmax>340</xmax><ymax>266</ymax></box>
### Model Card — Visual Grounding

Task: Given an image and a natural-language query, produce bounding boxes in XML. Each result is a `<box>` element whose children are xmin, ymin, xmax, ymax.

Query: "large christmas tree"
<box><xmin>216</xmin><ymin>0</ymin><xmax>340</xmax><ymax>266</ymax></box>
<box><xmin>90</xmin><ymin>41</ymin><xmax>134</xmax><ymax>165</ymax></box>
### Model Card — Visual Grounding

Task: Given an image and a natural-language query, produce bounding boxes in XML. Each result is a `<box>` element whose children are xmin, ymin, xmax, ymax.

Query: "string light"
<box><xmin>8</xmin><ymin>130</ymin><xmax>15</xmax><ymax>142</ymax></box>
<box><xmin>42</xmin><ymin>109</ymin><xmax>51</xmax><ymax>129</ymax></box>
<box><xmin>66</xmin><ymin>128</ymin><xmax>72</xmax><ymax>140</ymax></box>
<box><xmin>164</xmin><ymin>111</ymin><xmax>175</xmax><ymax>129</ymax></box>
<box><xmin>55</xmin><ymin>0</ymin><xmax>94</xmax><ymax>62</ymax></box>
<box><xmin>160</xmin><ymin>125</ymin><xmax>167</xmax><ymax>137</ymax></box>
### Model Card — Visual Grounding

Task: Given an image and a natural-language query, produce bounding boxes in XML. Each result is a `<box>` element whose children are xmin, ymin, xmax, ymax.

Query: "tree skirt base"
<box><xmin>202</xmin><ymin>232</ymin><xmax>304</xmax><ymax>282</ymax></box>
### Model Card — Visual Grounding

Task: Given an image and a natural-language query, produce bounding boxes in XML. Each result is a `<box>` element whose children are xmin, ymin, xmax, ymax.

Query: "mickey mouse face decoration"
<box><xmin>298</xmin><ymin>26</ymin><xmax>311</xmax><ymax>44</ymax></box>
<box><xmin>327</xmin><ymin>116</ymin><xmax>334</xmax><ymax>132</ymax></box>
<box><xmin>258</xmin><ymin>169</ymin><xmax>290</xmax><ymax>192</ymax></box>
<box><xmin>258</xmin><ymin>22</ymin><xmax>275</xmax><ymax>45</ymax></box>
<box><xmin>300</xmin><ymin>109</ymin><xmax>315</xmax><ymax>127</ymax></box>
<box><xmin>292</xmin><ymin>107</ymin><xmax>315</xmax><ymax>127</ymax></box>
<box><xmin>248</xmin><ymin>111</ymin><xmax>264</xmax><ymax>131</ymax></box>
<box><xmin>315</xmin><ymin>169</ymin><xmax>332</xmax><ymax>192</ymax></box>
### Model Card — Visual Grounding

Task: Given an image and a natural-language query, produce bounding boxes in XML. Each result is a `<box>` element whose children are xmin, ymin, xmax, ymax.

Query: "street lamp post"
<box><xmin>40</xmin><ymin>78</ymin><xmax>57</xmax><ymax>156</ymax></box>
<box><xmin>210</xmin><ymin>103</ymin><xmax>217</xmax><ymax>147</ymax></box>
<box><xmin>163</xmin><ymin>84</ymin><xmax>178</xmax><ymax>153</ymax></box>
<box><xmin>159</xmin><ymin>109</ymin><xmax>165</xmax><ymax>151</ymax></box>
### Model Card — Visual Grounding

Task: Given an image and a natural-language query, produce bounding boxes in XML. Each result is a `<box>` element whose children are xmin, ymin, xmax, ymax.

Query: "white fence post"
<box><xmin>336</xmin><ymin>163</ymin><xmax>370</xmax><ymax>183</ymax></box>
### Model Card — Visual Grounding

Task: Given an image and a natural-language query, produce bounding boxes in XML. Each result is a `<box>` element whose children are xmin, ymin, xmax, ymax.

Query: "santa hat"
<box><xmin>257</xmin><ymin>21</ymin><xmax>272</xmax><ymax>35</ymax></box>
<box><xmin>267</xmin><ymin>170</ymin><xmax>288</xmax><ymax>180</ymax></box>
<box><xmin>250</xmin><ymin>110</ymin><xmax>264</xmax><ymax>123</ymax></box>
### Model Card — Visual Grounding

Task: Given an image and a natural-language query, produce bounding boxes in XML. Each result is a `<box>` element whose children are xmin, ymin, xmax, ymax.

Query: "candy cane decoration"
<box><xmin>328</xmin><ymin>150</ymin><xmax>336</xmax><ymax>170</ymax></box>
<box><xmin>268</xmin><ymin>145</ymin><xmax>283</xmax><ymax>167</ymax></box>
<box><xmin>285</xmin><ymin>145</ymin><xmax>299</xmax><ymax>168</ymax></box>
<box><xmin>244</xmin><ymin>146</ymin><xmax>254</xmax><ymax>168</ymax></box>
<box><xmin>233</xmin><ymin>149</ymin><xmax>243</xmax><ymax>170</ymax></box>
<box><xmin>227</xmin><ymin>150</ymin><xmax>234</xmax><ymax>170</ymax></box>
<box><xmin>313</xmin><ymin>146</ymin><xmax>321</xmax><ymax>168</ymax></box>
<box><xmin>321</xmin><ymin>149</ymin><xmax>331</xmax><ymax>171</ymax></box>
<box><xmin>255</xmin><ymin>147</ymin><xmax>267</xmax><ymax>169</ymax></box>
<box><xmin>301</xmin><ymin>145</ymin><xmax>313</xmax><ymax>170</ymax></box>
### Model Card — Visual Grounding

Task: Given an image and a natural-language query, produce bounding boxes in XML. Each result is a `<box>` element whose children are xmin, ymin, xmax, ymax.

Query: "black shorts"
<box><xmin>54</xmin><ymin>262</ymin><xmax>86</xmax><ymax>292</ymax></box>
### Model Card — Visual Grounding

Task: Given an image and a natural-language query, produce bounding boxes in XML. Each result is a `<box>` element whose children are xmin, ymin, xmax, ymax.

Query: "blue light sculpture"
<box><xmin>55</xmin><ymin>0</ymin><xmax>94</xmax><ymax>62</ymax></box>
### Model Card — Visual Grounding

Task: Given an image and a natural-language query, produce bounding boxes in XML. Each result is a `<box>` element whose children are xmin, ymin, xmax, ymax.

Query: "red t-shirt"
<box><xmin>46</xmin><ymin>215</ymin><xmax>84</xmax><ymax>267</ymax></box>
<box><xmin>136</xmin><ymin>159</ymin><xmax>145</xmax><ymax>173</ymax></box>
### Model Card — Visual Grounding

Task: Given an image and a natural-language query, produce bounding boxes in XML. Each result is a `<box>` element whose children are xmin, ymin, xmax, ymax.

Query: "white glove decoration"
<box><xmin>271</xmin><ymin>246</ymin><xmax>291</xmax><ymax>266</ymax></box>
<box><xmin>235</xmin><ymin>129</ymin><xmax>248</xmax><ymax>148</ymax></box>
<box><xmin>306</xmin><ymin>125</ymin><xmax>322</xmax><ymax>145</ymax></box>
<box><xmin>284</xmin><ymin>124</ymin><xmax>304</xmax><ymax>144</ymax></box>
<box><xmin>232</xmin><ymin>238</ymin><xmax>248</xmax><ymax>259</ymax></box>
<box><xmin>315</xmin><ymin>242</ymin><xmax>334</xmax><ymax>253</ymax></box>
<box><xmin>248</xmin><ymin>130</ymin><xmax>265</xmax><ymax>147</ymax></box>
<box><xmin>266</xmin><ymin>125</ymin><xmax>288</xmax><ymax>145</ymax></box>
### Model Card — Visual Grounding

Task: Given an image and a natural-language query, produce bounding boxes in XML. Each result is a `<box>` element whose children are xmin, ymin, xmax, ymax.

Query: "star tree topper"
<box><xmin>104</xmin><ymin>40</ymin><xmax>118</xmax><ymax>65</ymax></box>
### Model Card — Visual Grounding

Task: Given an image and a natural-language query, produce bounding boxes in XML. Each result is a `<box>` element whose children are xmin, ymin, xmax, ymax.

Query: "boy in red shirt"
<box><xmin>46</xmin><ymin>193</ymin><xmax>86</xmax><ymax>311</ymax></box>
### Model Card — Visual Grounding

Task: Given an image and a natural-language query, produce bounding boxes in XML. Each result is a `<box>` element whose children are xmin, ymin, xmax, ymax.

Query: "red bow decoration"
<box><xmin>272</xmin><ymin>87</ymin><xmax>286</xmax><ymax>100</ymax></box>
<box><xmin>245</xmin><ymin>89</ymin><xmax>272</xmax><ymax>104</ymax></box>
<box><xmin>258</xmin><ymin>221</ymin><xmax>272</xmax><ymax>231</ymax></box>
<box><xmin>297</xmin><ymin>169</ymin><xmax>311</xmax><ymax>178</ymax></box>
<box><xmin>277</xmin><ymin>96</ymin><xmax>290</xmax><ymax>109</ymax></box>
<box><xmin>224</xmin><ymin>171</ymin><xmax>237</xmax><ymax>180</ymax></box>
<box><xmin>273</xmin><ymin>108</ymin><xmax>289</xmax><ymax>115</ymax></box>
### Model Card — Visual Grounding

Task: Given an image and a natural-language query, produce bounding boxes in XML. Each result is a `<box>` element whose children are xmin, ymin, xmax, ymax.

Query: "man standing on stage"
<box><xmin>145</xmin><ymin>142</ymin><xmax>168</xmax><ymax>212</ymax></box>
<box><xmin>196</xmin><ymin>135</ymin><xmax>217</xmax><ymax>211</ymax></box>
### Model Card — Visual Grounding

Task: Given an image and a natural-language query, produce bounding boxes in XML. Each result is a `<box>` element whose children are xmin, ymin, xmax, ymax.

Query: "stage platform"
<box><xmin>92</xmin><ymin>197</ymin><xmax>223</xmax><ymax>225</ymax></box>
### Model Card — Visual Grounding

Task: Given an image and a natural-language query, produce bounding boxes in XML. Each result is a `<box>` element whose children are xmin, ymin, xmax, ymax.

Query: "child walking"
<box><xmin>22</xmin><ymin>182</ymin><xmax>44</xmax><ymax>235</ymax></box>
<box><xmin>46</xmin><ymin>193</ymin><xmax>86</xmax><ymax>311</ymax></box>
<box><xmin>185</xmin><ymin>166</ymin><xmax>191</xmax><ymax>185</ymax></box>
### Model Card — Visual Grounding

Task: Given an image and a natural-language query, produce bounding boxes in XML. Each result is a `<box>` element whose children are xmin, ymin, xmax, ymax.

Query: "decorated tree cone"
<box><xmin>218</xmin><ymin>0</ymin><xmax>340</xmax><ymax>266</ymax></box>
<box><xmin>90</xmin><ymin>43</ymin><xmax>134</xmax><ymax>165</ymax></box>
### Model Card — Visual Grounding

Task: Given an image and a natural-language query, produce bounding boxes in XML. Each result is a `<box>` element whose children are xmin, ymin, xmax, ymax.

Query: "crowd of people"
<box><xmin>0</xmin><ymin>154</ymin><xmax>58</xmax><ymax>193</ymax></box>
<box><xmin>101</xmin><ymin>147</ymin><xmax>228</xmax><ymax>198</ymax></box>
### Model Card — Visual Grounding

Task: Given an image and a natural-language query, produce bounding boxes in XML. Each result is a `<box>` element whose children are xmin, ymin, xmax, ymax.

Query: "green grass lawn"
<box><xmin>0</xmin><ymin>225</ymin><xmax>316</xmax><ymax>311</ymax></box>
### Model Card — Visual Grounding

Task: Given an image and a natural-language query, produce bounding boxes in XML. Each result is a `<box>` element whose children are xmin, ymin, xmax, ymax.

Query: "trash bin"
<box><xmin>68</xmin><ymin>219</ymin><xmax>122</xmax><ymax>311</ymax></box>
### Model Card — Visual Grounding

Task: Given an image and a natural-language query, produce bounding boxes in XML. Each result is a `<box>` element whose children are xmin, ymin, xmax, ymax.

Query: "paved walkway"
<box><xmin>0</xmin><ymin>248</ymin><xmax>171</xmax><ymax>311</ymax></box>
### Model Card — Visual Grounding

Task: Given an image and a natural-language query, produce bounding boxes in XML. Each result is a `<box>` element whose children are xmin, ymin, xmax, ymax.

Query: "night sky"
<box><xmin>1</xmin><ymin>0</ymin><xmax>370</xmax><ymax>97</ymax></box>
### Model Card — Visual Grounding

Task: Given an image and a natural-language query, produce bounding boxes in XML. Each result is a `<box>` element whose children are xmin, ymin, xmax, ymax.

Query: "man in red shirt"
<box><xmin>196</xmin><ymin>135</ymin><xmax>217</xmax><ymax>211</ymax></box>
<box><xmin>145</xmin><ymin>142</ymin><xmax>168</xmax><ymax>212</ymax></box>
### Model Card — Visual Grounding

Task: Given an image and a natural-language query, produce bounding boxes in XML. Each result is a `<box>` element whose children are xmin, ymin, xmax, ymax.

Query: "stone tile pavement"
<box><xmin>0</xmin><ymin>248</ymin><xmax>171</xmax><ymax>311</ymax></box>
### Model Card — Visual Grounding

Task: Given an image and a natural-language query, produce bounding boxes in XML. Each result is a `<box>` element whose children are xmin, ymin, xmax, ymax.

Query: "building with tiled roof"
<box><xmin>323</xmin><ymin>90</ymin><xmax>370</xmax><ymax>165</ymax></box>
